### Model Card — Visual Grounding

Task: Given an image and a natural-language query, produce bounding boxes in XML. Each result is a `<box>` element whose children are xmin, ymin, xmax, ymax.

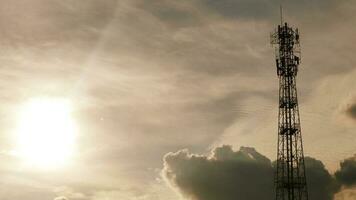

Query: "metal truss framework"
<box><xmin>271</xmin><ymin>23</ymin><xmax>309</xmax><ymax>200</ymax></box>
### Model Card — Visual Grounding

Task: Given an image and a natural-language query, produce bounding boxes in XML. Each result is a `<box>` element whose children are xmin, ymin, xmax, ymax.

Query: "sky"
<box><xmin>0</xmin><ymin>0</ymin><xmax>356</xmax><ymax>200</ymax></box>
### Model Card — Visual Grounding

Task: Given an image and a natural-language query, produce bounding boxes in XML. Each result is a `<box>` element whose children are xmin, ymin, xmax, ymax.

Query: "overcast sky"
<box><xmin>0</xmin><ymin>0</ymin><xmax>356</xmax><ymax>200</ymax></box>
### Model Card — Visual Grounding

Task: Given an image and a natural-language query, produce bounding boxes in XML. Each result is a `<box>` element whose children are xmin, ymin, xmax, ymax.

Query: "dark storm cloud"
<box><xmin>335</xmin><ymin>155</ymin><xmax>356</xmax><ymax>187</ymax></box>
<box><xmin>163</xmin><ymin>146</ymin><xmax>340</xmax><ymax>200</ymax></box>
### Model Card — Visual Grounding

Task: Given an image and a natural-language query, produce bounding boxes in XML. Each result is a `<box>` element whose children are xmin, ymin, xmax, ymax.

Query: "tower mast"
<box><xmin>270</xmin><ymin>18</ymin><xmax>309</xmax><ymax>200</ymax></box>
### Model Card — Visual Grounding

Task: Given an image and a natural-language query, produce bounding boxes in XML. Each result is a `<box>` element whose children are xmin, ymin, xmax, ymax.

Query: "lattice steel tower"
<box><xmin>270</xmin><ymin>21</ymin><xmax>309</xmax><ymax>200</ymax></box>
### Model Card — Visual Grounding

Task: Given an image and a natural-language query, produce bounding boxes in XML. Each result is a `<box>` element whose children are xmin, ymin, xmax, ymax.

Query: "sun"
<box><xmin>14</xmin><ymin>97</ymin><xmax>77</xmax><ymax>169</ymax></box>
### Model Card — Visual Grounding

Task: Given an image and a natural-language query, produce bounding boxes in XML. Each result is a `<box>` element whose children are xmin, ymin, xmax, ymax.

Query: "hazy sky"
<box><xmin>0</xmin><ymin>0</ymin><xmax>356</xmax><ymax>200</ymax></box>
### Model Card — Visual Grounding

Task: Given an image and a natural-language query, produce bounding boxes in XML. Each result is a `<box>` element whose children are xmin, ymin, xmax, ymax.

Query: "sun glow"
<box><xmin>15</xmin><ymin>98</ymin><xmax>77</xmax><ymax>169</ymax></box>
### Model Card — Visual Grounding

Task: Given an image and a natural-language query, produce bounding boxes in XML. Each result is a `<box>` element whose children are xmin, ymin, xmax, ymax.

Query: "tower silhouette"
<box><xmin>270</xmin><ymin>20</ymin><xmax>309</xmax><ymax>200</ymax></box>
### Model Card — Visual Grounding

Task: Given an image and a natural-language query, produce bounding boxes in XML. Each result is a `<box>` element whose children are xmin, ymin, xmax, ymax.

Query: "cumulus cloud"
<box><xmin>304</xmin><ymin>157</ymin><xmax>340</xmax><ymax>200</ymax></box>
<box><xmin>335</xmin><ymin>155</ymin><xmax>356</xmax><ymax>187</ymax></box>
<box><xmin>163</xmin><ymin>145</ymin><xmax>341</xmax><ymax>200</ymax></box>
<box><xmin>163</xmin><ymin>145</ymin><xmax>274</xmax><ymax>200</ymax></box>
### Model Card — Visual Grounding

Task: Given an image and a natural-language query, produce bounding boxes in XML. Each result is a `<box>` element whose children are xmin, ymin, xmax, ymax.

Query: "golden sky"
<box><xmin>0</xmin><ymin>0</ymin><xmax>356</xmax><ymax>200</ymax></box>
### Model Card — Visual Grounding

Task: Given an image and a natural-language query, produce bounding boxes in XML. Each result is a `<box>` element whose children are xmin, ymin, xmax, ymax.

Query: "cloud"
<box><xmin>335</xmin><ymin>155</ymin><xmax>356</xmax><ymax>187</ymax></box>
<box><xmin>54</xmin><ymin>197</ymin><xmax>68</xmax><ymax>200</ymax></box>
<box><xmin>346</xmin><ymin>103</ymin><xmax>356</xmax><ymax>120</ymax></box>
<box><xmin>201</xmin><ymin>0</ymin><xmax>341</xmax><ymax>24</ymax></box>
<box><xmin>304</xmin><ymin>157</ymin><xmax>341</xmax><ymax>200</ymax></box>
<box><xmin>140</xmin><ymin>0</ymin><xmax>339</xmax><ymax>26</ymax></box>
<box><xmin>198</xmin><ymin>0</ymin><xmax>275</xmax><ymax>20</ymax></box>
<box><xmin>163</xmin><ymin>145</ymin><xmax>274</xmax><ymax>200</ymax></box>
<box><xmin>0</xmin><ymin>0</ymin><xmax>118</xmax><ymax>44</ymax></box>
<box><xmin>163</xmin><ymin>145</ymin><xmax>340</xmax><ymax>200</ymax></box>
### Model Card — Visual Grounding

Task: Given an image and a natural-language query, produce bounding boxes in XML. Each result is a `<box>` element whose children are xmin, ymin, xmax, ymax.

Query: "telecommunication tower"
<box><xmin>270</xmin><ymin>18</ymin><xmax>309</xmax><ymax>200</ymax></box>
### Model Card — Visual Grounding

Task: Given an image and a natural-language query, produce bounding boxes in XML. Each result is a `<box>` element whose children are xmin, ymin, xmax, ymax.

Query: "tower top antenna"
<box><xmin>280</xmin><ymin>4</ymin><xmax>283</xmax><ymax>25</ymax></box>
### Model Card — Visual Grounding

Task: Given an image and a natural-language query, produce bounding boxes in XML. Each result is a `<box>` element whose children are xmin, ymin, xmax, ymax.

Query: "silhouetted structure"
<box><xmin>270</xmin><ymin>21</ymin><xmax>309</xmax><ymax>200</ymax></box>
